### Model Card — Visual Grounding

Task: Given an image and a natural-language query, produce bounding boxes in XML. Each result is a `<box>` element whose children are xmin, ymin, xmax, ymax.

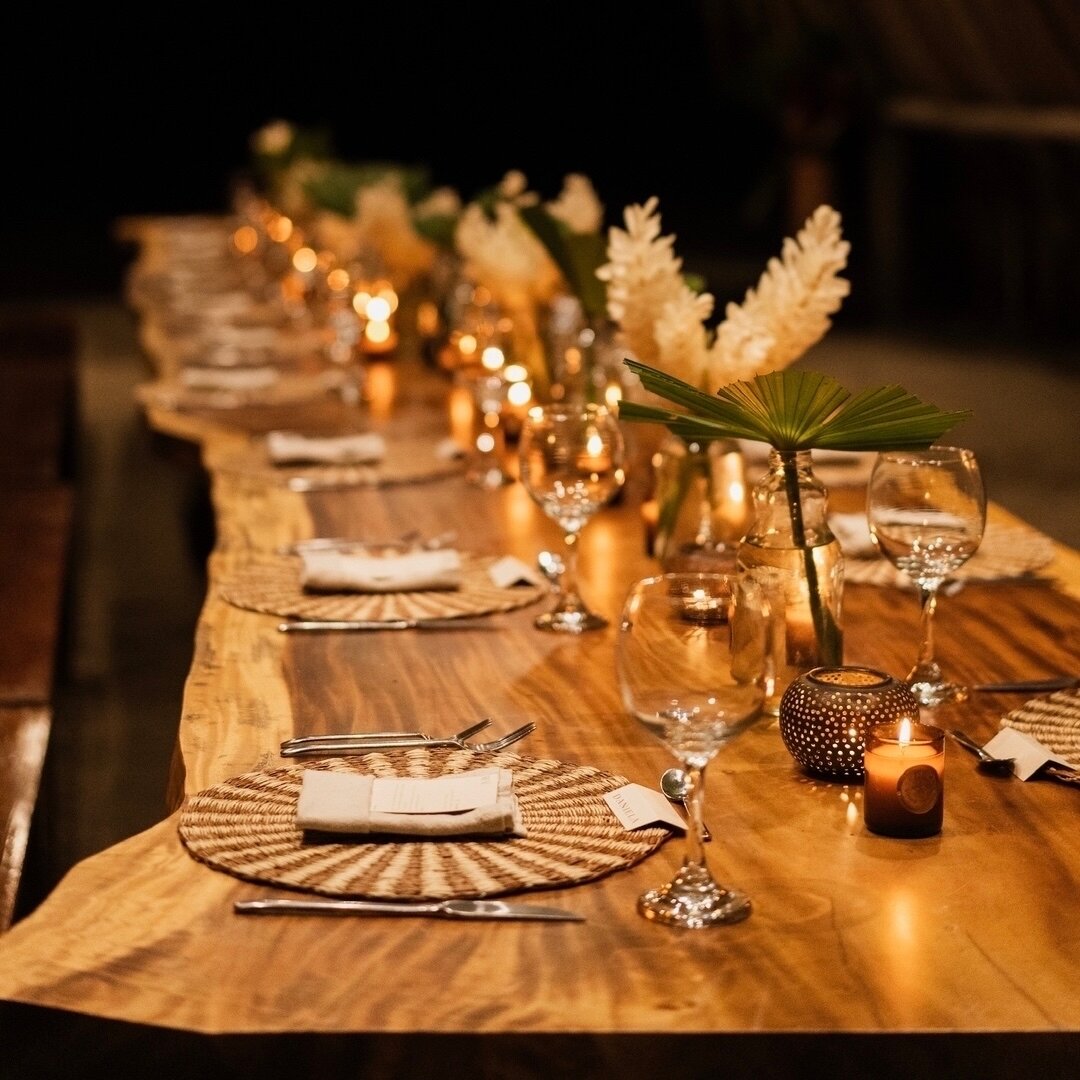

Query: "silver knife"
<box><xmin>234</xmin><ymin>898</ymin><xmax>584</xmax><ymax>922</ymax></box>
<box><xmin>973</xmin><ymin>676</ymin><xmax>1079</xmax><ymax>693</ymax></box>
<box><xmin>278</xmin><ymin>618</ymin><xmax>494</xmax><ymax>632</ymax></box>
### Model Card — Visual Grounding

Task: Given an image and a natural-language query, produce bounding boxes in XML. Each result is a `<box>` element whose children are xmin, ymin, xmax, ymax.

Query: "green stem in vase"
<box><xmin>778</xmin><ymin>450</ymin><xmax>842</xmax><ymax>665</ymax></box>
<box><xmin>655</xmin><ymin>440</ymin><xmax>697</xmax><ymax>561</ymax></box>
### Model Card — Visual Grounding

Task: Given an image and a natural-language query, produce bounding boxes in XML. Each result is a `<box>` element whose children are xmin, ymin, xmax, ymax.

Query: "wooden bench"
<box><xmin>0</xmin><ymin>314</ymin><xmax>78</xmax><ymax>930</ymax></box>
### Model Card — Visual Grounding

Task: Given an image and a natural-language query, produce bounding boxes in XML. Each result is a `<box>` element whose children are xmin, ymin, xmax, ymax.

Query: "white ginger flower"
<box><xmin>414</xmin><ymin>186</ymin><xmax>462</xmax><ymax>219</ymax></box>
<box><xmin>496</xmin><ymin>170</ymin><xmax>539</xmax><ymax>207</ymax></box>
<box><xmin>597</xmin><ymin>197</ymin><xmax>709</xmax><ymax>378</ymax></box>
<box><xmin>602</xmin><ymin>198</ymin><xmax>850</xmax><ymax>393</ymax></box>
<box><xmin>312</xmin><ymin>211</ymin><xmax>365</xmax><ymax>265</ymax></box>
<box><xmin>546</xmin><ymin>174</ymin><xmax>604</xmax><ymax>234</ymax></box>
<box><xmin>252</xmin><ymin>119</ymin><xmax>294</xmax><ymax>156</ymax></box>
<box><xmin>712</xmin><ymin>204</ymin><xmax>850</xmax><ymax>378</ymax></box>
<box><xmin>352</xmin><ymin>177</ymin><xmax>437</xmax><ymax>288</ymax></box>
<box><xmin>454</xmin><ymin>202</ymin><xmax>562</xmax><ymax>307</ymax></box>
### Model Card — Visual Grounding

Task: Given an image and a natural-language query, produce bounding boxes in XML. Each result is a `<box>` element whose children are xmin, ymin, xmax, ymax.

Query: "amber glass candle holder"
<box><xmin>863</xmin><ymin>720</ymin><xmax>945</xmax><ymax>838</ymax></box>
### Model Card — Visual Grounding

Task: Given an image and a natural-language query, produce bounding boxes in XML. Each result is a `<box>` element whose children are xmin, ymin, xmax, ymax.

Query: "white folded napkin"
<box><xmin>180</xmin><ymin>365</ymin><xmax>280</xmax><ymax>391</ymax></box>
<box><xmin>828</xmin><ymin>512</ymin><xmax>879</xmax><ymax>558</ymax></box>
<box><xmin>295</xmin><ymin>767</ymin><xmax>526</xmax><ymax>837</ymax></box>
<box><xmin>267</xmin><ymin>431</ymin><xmax>387</xmax><ymax>465</ymax></box>
<box><xmin>486</xmin><ymin>555</ymin><xmax>545</xmax><ymax>588</ymax></box>
<box><xmin>300</xmin><ymin>548</ymin><xmax>462</xmax><ymax>592</ymax></box>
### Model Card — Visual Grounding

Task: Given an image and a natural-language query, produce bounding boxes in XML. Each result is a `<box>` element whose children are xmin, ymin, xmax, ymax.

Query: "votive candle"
<box><xmin>863</xmin><ymin>719</ymin><xmax>944</xmax><ymax>838</ymax></box>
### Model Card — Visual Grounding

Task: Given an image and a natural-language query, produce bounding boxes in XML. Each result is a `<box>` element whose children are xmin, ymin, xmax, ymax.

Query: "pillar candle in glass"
<box><xmin>863</xmin><ymin>719</ymin><xmax>945</xmax><ymax>838</ymax></box>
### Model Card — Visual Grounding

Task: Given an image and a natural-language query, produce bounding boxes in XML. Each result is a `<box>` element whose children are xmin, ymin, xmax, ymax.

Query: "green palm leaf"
<box><xmin>622</xmin><ymin>361</ymin><xmax>970</xmax><ymax>450</ymax></box>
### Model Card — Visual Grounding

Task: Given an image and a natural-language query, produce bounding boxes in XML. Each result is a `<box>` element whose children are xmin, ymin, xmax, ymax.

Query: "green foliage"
<box><xmin>302</xmin><ymin>162</ymin><xmax>433</xmax><ymax>217</ymax></box>
<box><xmin>620</xmin><ymin>362</ymin><xmax>971</xmax><ymax>450</ymax></box>
<box><xmin>519</xmin><ymin>205</ymin><xmax>608</xmax><ymax>320</ymax></box>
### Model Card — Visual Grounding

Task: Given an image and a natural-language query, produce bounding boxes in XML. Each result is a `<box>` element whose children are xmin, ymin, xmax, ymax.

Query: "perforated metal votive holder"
<box><xmin>778</xmin><ymin>666</ymin><xmax>921</xmax><ymax>780</ymax></box>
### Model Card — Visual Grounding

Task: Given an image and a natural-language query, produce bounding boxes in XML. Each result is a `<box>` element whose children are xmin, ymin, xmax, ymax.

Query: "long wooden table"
<box><xmin>2</xmin><ymin>331</ymin><xmax>1080</xmax><ymax>1075</ymax></box>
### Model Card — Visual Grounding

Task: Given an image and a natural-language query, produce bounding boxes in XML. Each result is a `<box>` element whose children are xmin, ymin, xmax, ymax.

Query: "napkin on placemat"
<box><xmin>180</xmin><ymin>366</ymin><xmax>280</xmax><ymax>391</ymax></box>
<box><xmin>486</xmin><ymin>555</ymin><xmax>546</xmax><ymax>588</ymax></box>
<box><xmin>300</xmin><ymin>548</ymin><xmax>462</xmax><ymax>592</ymax></box>
<box><xmin>828</xmin><ymin>513</ymin><xmax>878</xmax><ymax>558</ymax></box>
<box><xmin>295</xmin><ymin>767</ymin><xmax>527</xmax><ymax>837</ymax></box>
<box><xmin>267</xmin><ymin>431</ymin><xmax>387</xmax><ymax>465</ymax></box>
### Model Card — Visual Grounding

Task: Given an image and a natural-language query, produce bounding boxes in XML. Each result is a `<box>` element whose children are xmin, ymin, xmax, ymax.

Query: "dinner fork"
<box><xmin>280</xmin><ymin>719</ymin><xmax>491</xmax><ymax>752</ymax></box>
<box><xmin>280</xmin><ymin>722</ymin><xmax>536</xmax><ymax>757</ymax></box>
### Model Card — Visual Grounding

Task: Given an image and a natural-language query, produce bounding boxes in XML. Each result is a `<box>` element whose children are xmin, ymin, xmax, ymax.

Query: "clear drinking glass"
<box><xmin>616</xmin><ymin>572</ymin><xmax>772</xmax><ymax>927</ymax></box>
<box><xmin>518</xmin><ymin>403</ymin><xmax>625</xmax><ymax>632</ymax></box>
<box><xmin>867</xmin><ymin>446</ymin><xmax>986</xmax><ymax>706</ymax></box>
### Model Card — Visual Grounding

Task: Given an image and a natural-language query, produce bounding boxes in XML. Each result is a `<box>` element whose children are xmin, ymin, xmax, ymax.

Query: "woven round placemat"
<box><xmin>844</xmin><ymin>522</ymin><xmax>1056</xmax><ymax>587</ymax></box>
<box><xmin>218</xmin><ymin>553</ymin><xmax>545</xmax><ymax>621</ymax></box>
<box><xmin>208</xmin><ymin>434</ymin><xmax>464</xmax><ymax>488</ymax></box>
<box><xmin>1000</xmin><ymin>688</ymin><xmax>1080</xmax><ymax>774</ymax></box>
<box><xmin>178</xmin><ymin>748</ymin><xmax>671</xmax><ymax>900</ymax></box>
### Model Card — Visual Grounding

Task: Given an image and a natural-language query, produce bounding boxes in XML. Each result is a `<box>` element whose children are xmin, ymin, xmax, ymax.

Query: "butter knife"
<box><xmin>234</xmin><ymin>898</ymin><xmax>584</xmax><ymax>922</ymax></box>
<box><xmin>278</xmin><ymin>618</ymin><xmax>494</xmax><ymax>632</ymax></box>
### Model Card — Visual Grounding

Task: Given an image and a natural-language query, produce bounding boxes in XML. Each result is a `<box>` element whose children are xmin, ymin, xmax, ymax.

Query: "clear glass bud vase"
<box><xmin>736</xmin><ymin>449</ymin><xmax>844</xmax><ymax>714</ymax></box>
<box><xmin>651</xmin><ymin>434</ymin><xmax>750</xmax><ymax>572</ymax></box>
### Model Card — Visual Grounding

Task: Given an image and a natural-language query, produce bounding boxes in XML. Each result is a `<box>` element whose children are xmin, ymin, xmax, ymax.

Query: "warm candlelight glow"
<box><xmin>267</xmin><ymin>215</ymin><xmax>293</xmax><ymax>243</ymax></box>
<box><xmin>506</xmin><ymin>381</ymin><xmax>532</xmax><ymax>407</ymax></box>
<box><xmin>863</xmin><ymin>721</ymin><xmax>944</xmax><ymax>838</ymax></box>
<box><xmin>504</xmin><ymin>364</ymin><xmax>528</xmax><ymax>383</ymax></box>
<box><xmin>481</xmin><ymin>346</ymin><xmax>505</xmax><ymax>371</ymax></box>
<box><xmin>365</xmin><ymin>296</ymin><xmax>392</xmax><ymax>322</ymax></box>
<box><xmin>326</xmin><ymin>267</ymin><xmax>350</xmax><ymax>293</ymax></box>
<box><xmin>365</xmin><ymin>320</ymin><xmax>391</xmax><ymax>344</ymax></box>
<box><xmin>232</xmin><ymin>225</ymin><xmax>258</xmax><ymax>254</ymax></box>
<box><xmin>292</xmin><ymin>247</ymin><xmax>318</xmax><ymax>273</ymax></box>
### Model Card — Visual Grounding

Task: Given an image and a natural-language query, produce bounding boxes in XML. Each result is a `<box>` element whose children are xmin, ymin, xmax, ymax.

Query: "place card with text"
<box><xmin>604</xmin><ymin>783</ymin><xmax>688</xmax><ymax>832</ymax></box>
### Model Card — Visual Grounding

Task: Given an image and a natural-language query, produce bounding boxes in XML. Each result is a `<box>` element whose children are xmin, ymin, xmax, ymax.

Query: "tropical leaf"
<box><xmin>519</xmin><ymin>205</ymin><xmax>608</xmax><ymax>319</ymax></box>
<box><xmin>621</xmin><ymin>361</ymin><xmax>970</xmax><ymax>451</ymax></box>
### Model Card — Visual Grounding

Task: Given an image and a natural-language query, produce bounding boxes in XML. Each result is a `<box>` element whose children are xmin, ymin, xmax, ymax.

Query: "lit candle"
<box><xmin>863</xmin><ymin>719</ymin><xmax>945</xmax><ymax>838</ymax></box>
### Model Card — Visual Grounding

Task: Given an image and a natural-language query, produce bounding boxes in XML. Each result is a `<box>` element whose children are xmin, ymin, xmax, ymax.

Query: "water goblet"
<box><xmin>616</xmin><ymin>572</ymin><xmax>772</xmax><ymax>927</ymax></box>
<box><xmin>866</xmin><ymin>446</ymin><xmax>986</xmax><ymax>707</ymax></box>
<box><xmin>518</xmin><ymin>403</ymin><xmax>625</xmax><ymax>632</ymax></box>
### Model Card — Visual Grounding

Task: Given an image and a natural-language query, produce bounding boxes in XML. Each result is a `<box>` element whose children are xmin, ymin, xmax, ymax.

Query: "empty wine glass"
<box><xmin>616</xmin><ymin>572</ymin><xmax>772</xmax><ymax>928</ymax></box>
<box><xmin>518</xmin><ymin>403</ymin><xmax>625</xmax><ymax>632</ymax></box>
<box><xmin>867</xmin><ymin>446</ymin><xmax>986</xmax><ymax>706</ymax></box>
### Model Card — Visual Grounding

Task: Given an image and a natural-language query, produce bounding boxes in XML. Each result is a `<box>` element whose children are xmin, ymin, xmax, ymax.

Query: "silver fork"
<box><xmin>280</xmin><ymin>722</ymin><xmax>535</xmax><ymax>757</ymax></box>
<box><xmin>280</xmin><ymin>719</ymin><xmax>491</xmax><ymax>753</ymax></box>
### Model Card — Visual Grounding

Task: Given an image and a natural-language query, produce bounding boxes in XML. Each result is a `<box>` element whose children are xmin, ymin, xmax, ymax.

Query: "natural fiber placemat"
<box><xmin>178</xmin><ymin>748</ymin><xmax>671</xmax><ymax>900</ymax></box>
<box><xmin>218</xmin><ymin>553</ymin><xmax>545</xmax><ymax>621</ymax></box>
<box><xmin>136</xmin><ymin>368</ymin><xmax>347</xmax><ymax>412</ymax></box>
<box><xmin>843</xmin><ymin>522</ymin><xmax>1056</xmax><ymax>587</ymax></box>
<box><xmin>206</xmin><ymin>434</ymin><xmax>464</xmax><ymax>489</ymax></box>
<box><xmin>1000</xmin><ymin>688</ymin><xmax>1080</xmax><ymax>775</ymax></box>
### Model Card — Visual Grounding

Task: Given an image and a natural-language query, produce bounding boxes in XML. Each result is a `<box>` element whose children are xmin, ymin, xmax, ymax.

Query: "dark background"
<box><xmin>5</xmin><ymin>1</ymin><xmax>1080</xmax><ymax>349</ymax></box>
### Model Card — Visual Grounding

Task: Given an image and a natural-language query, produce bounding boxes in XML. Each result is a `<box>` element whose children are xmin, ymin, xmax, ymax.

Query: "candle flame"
<box><xmin>898</xmin><ymin>717</ymin><xmax>913</xmax><ymax>745</ymax></box>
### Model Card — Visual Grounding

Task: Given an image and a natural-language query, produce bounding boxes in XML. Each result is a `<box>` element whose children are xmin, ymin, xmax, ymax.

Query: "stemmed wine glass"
<box><xmin>518</xmin><ymin>403</ymin><xmax>625</xmax><ymax>632</ymax></box>
<box><xmin>616</xmin><ymin>572</ymin><xmax>772</xmax><ymax>928</ymax></box>
<box><xmin>866</xmin><ymin>446</ymin><xmax>986</xmax><ymax>707</ymax></box>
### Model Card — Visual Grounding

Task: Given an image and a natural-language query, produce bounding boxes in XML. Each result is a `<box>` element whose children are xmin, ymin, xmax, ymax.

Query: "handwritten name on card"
<box><xmin>604</xmin><ymin>783</ymin><xmax>688</xmax><ymax>832</ymax></box>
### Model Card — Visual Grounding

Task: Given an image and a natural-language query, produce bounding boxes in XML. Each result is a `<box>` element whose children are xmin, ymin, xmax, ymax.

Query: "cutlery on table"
<box><xmin>280</xmin><ymin>722</ymin><xmax>536</xmax><ymax>757</ymax></box>
<box><xmin>234</xmin><ymin>898</ymin><xmax>584</xmax><ymax>922</ymax></box>
<box><xmin>946</xmin><ymin>730</ymin><xmax>1016</xmax><ymax>776</ymax></box>
<box><xmin>278</xmin><ymin>617</ymin><xmax>494</xmax><ymax>633</ymax></box>
<box><xmin>281</xmin><ymin>720</ymin><xmax>491</xmax><ymax>752</ymax></box>
<box><xmin>660</xmin><ymin>768</ymin><xmax>711</xmax><ymax>841</ymax></box>
<box><xmin>972</xmin><ymin>676</ymin><xmax>1079</xmax><ymax>693</ymax></box>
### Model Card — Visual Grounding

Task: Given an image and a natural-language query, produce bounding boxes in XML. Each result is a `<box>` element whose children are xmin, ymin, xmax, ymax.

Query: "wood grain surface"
<box><xmin>2</xmin><ymin>304</ymin><xmax>1080</xmax><ymax>1059</ymax></box>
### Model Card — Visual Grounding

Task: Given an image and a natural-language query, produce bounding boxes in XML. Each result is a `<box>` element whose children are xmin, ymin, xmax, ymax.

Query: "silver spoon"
<box><xmin>660</xmin><ymin>768</ymin><xmax>712</xmax><ymax>841</ymax></box>
<box><xmin>947</xmin><ymin>730</ymin><xmax>1016</xmax><ymax>777</ymax></box>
